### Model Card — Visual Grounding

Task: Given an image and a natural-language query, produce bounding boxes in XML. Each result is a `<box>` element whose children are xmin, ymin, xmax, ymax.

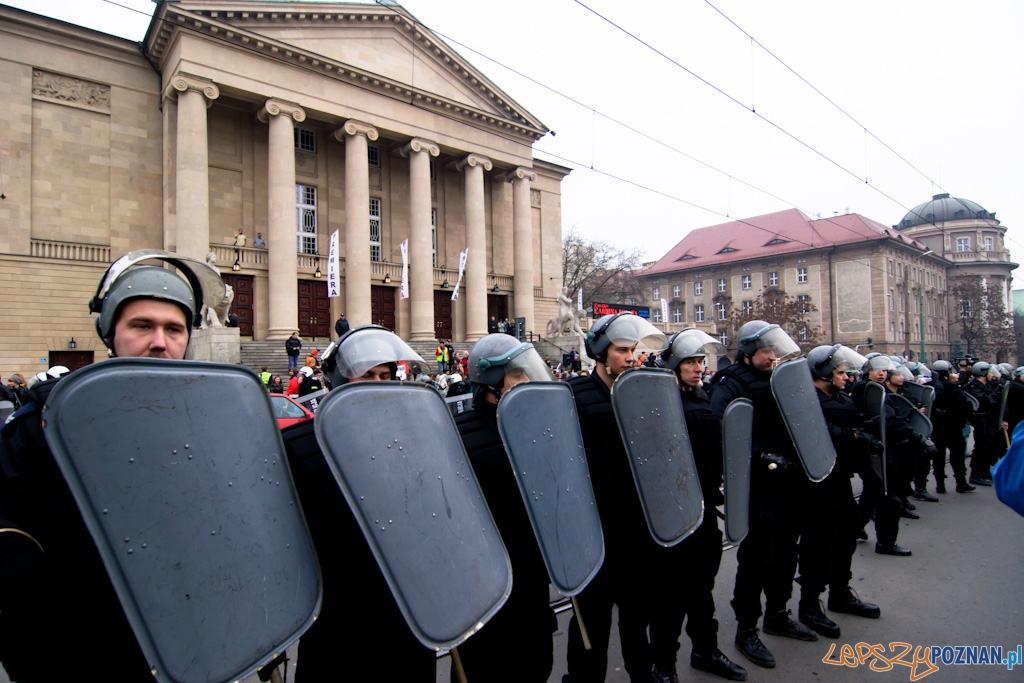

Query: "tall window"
<box><xmin>652</xmin><ymin>308</ymin><xmax>662</xmax><ymax>323</ymax></box>
<box><xmin>294</xmin><ymin>127</ymin><xmax>316</xmax><ymax>153</ymax></box>
<box><xmin>961</xmin><ymin>299</ymin><xmax>973</xmax><ymax>317</ymax></box>
<box><xmin>769</xmin><ymin>271</ymin><xmax>779</xmax><ymax>286</ymax></box>
<box><xmin>369</xmin><ymin>198</ymin><xmax>382</xmax><ymax>261</ymax></box>
<box><xmin>431</xmin><ymin>209</ymin><xmax>438</xmax><ymax>267</ymax></box>
<box><xmin>985</xmin><ymin>236</ymin><xmax>994</xmax><ymax>251</ymax></box>
<box><xmin>694</xmin><ymin>282</ymin><xmax>704</xmax><ymax>296</ymax></box>
<box><xmin>653</xmin><ymin>287</ymin><xmax>660</xmax><ymax>300</ymax></box>
<box><xmin>888</xmin><ymin>289</ymin><xmax>895</xmax><ymax>310</ymax></box>
<box><xmin>798</xmin><ymin>294</ymin><xmax>810</xmax><ymax>314</ymax></box>
<box><xmin>296</xmin><ymin>185</ymin><xmax>317</xmax><ymax>254</ymax></box>
<box><xmin>672</xmin><ymin>308</ymin><xmax>682</xmax><ymax>324</ymax></box>
<box><xmin>368</xmin><ymin>144</ymin><xmax>380</xmax><ymax>167</ymax></box>
<box><xmin>717</xmin><ymin>278</ymin><xmax>727</xmax><ymax>292</ymax></box>
<box><xmin>742</xmin><ymin>274</ymin><xmax>752</xmax><ymax>290</ymax></box>
<box><xmin>957</xmin><ymin>237</ymin><xmax>970</xmax><ymax>252</ymax></box>
<box><xmin>673</xmin><ymin>284</ymin><xmax>681</xmax><ymax>298</ymax></box>
<box><xmin>799</xmin><ymin>326</ymin><xmax>809</xmax><ymax>342</ymax></box>
<box><xmin>797</xmin><ymin>267</ymin><xmax>808</xmax><ymax>283</ymax></box>
<box><xmin>695</xmin><ymin>305</ymin><xmax>705</xmax><ymax>323</ymax></box>
<box><xmin>719</xmin><ymin>331</ymin><xmax>728</xmax><ymax>346</ymax></box>
<box><xmin>742</xmin><ymin>300</ymin><xmax>753</xmax><ymax>315</ymax></box>
<box><xmin>716</xmin><ymin>302</ymin><xmax>727</xmax><ymax>320</ymax></box>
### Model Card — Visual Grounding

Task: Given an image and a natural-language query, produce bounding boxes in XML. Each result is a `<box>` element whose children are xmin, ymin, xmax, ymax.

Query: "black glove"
<box><xmin>915</xmin><ymin>433</ymin><xmax>938</xmax><ymax>455</ymax></box>
<box><xmin>865</xmin><ymin>434</ymin><xmax>885</xmax><ymax>457</ymax></box>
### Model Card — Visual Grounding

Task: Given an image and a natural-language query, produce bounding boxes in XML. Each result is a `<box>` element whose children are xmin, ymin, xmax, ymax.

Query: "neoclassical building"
<box><xmin>0</xmin><ymin>1</ymin><xmax>568</xmax><ymax>373</ymax></box>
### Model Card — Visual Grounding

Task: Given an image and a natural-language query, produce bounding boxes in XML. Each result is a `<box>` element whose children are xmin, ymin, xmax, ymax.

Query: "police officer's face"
<box><xmin>502</xmin><ymin>368</ymin><xmax>530</xmax><ymax>393</ymax></box>
<box><xmin>888</xmin><ymin>372</ymin><xmax>904</xmax><ymax>388</ymax></box>
<box><xmin>678</xmin><ymin>357</ymin><xmax>704</xmax><ymax>388</ymax></box>
<box><xmin>112</xmin><ymin>299</ymin><xmax>189</xmax><ymax>360</ymax></box>
<box><xmin>868</xmin><ymin>368</ymin><xmax>887</xmax><ymax>383</ymax></box>
<box><xmin>351</xmin><ymin>364</ymin><xmax>392</xmax><ymax>383</ymax></box>
<box><xmin>605</xmin><ymin>342</ymin><xmax>636</xmax><ymax>378</ymax></box>
<box><xmin>831</xmin><ymin>367</ymin><xmax>848</xmax><ymax>390</ymax></box>
<box><xmin>751</xmin><ymin>347</ymin><xmax>776</xmax><ymax>372</ymax></box>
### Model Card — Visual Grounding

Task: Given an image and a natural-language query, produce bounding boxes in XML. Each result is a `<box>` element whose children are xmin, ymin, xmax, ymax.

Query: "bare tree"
<box><xmin>951</xmin><ymin>275</ymin><xmax>1016</xmax><ymax>361</ymax></box>
<box><xmin>562</xmin><ymin>227</ymin><xmax>644</xmax><ymax>309</ymax></box>
<box><xmin>726</xmin><ymin>288</ymin><xmax>823</xmax><ymax>353</ymax></box>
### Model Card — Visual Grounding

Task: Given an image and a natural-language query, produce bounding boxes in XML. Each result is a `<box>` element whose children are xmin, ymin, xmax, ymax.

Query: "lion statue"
<box><xmin>546</xmin><ymin>287</ymin><xmax>585</xmax><ymax>337</ymax></box>
<box><xmin>201</xmin><ymin>282</ymin><xmax>235</xmax><ymax>328</ymax></box>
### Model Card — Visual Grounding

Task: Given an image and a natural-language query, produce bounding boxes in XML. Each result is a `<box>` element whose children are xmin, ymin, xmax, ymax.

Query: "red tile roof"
<box><xmin>646</xmin><ymin>209</ymin><xmax>928</xmax><ymax>274</ymax></box>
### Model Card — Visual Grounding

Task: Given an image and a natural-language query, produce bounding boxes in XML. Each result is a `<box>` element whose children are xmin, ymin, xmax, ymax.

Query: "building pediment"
<box><xmin>146</xmin><ymin>1</ymin><xmax>547</xmax><ymax>140</ymax></box>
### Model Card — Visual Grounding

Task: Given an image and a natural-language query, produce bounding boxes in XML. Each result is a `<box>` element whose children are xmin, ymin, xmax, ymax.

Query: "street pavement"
<box><xmin>3</xmin><ymin>465</ymin><xmax>1022</xmax><ymax>683</ymax></box>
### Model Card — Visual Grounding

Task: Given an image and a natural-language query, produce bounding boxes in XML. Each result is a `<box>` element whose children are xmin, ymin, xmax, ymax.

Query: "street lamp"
<box><xmin>384</xmin><ymin>273</ymin><xmax>392</xmax><ymax>284</ymax></box>
<box><xmin>68</xmin><ymin>337</ymin><xmax>76</xmax><ymax>349</ymax></box>
<box><xmin>232</xmin><ymin>259</ymin><xmax>241</xmax><ymax>272</ymax></box>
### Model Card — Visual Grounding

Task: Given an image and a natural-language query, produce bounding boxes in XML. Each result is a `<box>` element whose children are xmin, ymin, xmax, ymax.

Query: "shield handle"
<box><xmin>571</xmin><ymin>596</ymin><xmax>593</xmax><ymax>650</ymax></box>
<box><xmin>451</xmin><ymin>648</ymin><xmax>468</xmax><ymax>683</ymax></box>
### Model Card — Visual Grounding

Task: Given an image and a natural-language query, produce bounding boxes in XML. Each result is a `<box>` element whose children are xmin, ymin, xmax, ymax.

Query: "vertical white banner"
<box><xmin>400</xmin><ymin>239</ymin><xmax>409</xmax><ymax>300</ymax></box>
<box><xmin>661</xmin><ymin>298</ymin><xmax>669</xmax><ymax>324</ymax></box>
<box><xmin>451</xmin><ymin>248</ymin><xmax>468</xmax><ymax>301</ymax></box>
<box><xmin>326</xmin><ymin>230</ymin><xmax>341</xmax><ymax>298</ymax></box>
<box><xmin>578</xmin><ymin>287</ymin><xmax>583</xmax><ymax>310</ymax></box>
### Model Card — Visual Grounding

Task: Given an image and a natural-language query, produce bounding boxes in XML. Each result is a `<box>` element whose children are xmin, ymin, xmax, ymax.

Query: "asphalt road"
<box><xmin>3</xmin><ymin>466</ymin><xmax>1022</xmax><ymax>683</ymax></box>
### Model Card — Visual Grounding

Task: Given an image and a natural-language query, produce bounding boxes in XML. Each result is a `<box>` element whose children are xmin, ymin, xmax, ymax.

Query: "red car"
<box><xmin>269</xmin><ymin>392</ymin><xmax>314</xmax><ymax>429</ymax></box>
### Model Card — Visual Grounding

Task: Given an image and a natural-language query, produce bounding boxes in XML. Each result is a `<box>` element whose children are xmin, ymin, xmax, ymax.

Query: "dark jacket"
<box><xmin>285</xmin><ymin>337</ymin><xmax>302</xmax><ymax>356</ymax></box>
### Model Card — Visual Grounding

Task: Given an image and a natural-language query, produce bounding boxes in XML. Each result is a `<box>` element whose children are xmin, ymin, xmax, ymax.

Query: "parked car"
<box><xmin>269</xmin><ymin>392</ymin><xmax>314</xmax><ymax>429</ymax></box>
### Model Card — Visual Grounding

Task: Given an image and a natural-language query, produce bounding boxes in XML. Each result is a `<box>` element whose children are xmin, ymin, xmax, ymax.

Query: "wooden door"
<box><xmin>487</xmin><ymin>294</ymin><xmax>508</xmax><ymax>321</ymax></box>
<box><xmin>370</xmin><ymin>286</ymin><xmax>396</xmax><ymax>331</ymax></box>
<box><xmin>48</xmin><ymin>350</ymin><xmax>94</xmax><ymax>372</ymax></box>
<box><xmin>222</xmin><ymin>274</ymin><xmax>254</xmax><ymax>337</ymax></box>
<box><xmin>434</xmin><ymin>290</ymin><xmax>452</xmax><ymax>340</ymax></box>
<box><xmin>298</xmin><ymin>280</ymin><xmax>331</xmax><ymax>339</ymax></box>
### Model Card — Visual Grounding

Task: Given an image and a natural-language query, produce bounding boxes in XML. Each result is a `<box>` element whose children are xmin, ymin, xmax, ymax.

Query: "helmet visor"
<box><xmin>666</xmin><ymin>329</ymin><xmax>726</xmax><ymax>369</ymax></box>
<box><xmin>477</xmin><ymin>342</ymin><xmax>554</xmax><ymax>385</ymax></box>
<box><xmin>864</xmin><ymin>355</ymin><xmax>894</xmax><ymax>373</ymax></box>
<box><xmin>93</xmin><ymin>249</ymin><xmax>226</xmax><ymax>314</ymax></box>
<box><xmin>832</xmin><ymin>346</ymin><xmax>868</xmax><ymax>374</ymax></box>
<box><xmin>604</xmin><ymin>315</ymin><xmax>668</xmax><ymax>352</ymax></box>
<box><xmin>743</xmin><ymin>325</ymin><xmax>801</xmax><ymax>361</ymax></box>
<box><xmin>329</xmin><ymin>332</ymin><xmax>425</xmax><ymax>380</ymax></box>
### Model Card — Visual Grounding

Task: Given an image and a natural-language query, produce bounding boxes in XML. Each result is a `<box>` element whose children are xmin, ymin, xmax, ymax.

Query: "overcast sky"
<box><xmin>10</xmin><ymin>0</ymin><xmax>1023</xmax><ymax>266</ymax></box>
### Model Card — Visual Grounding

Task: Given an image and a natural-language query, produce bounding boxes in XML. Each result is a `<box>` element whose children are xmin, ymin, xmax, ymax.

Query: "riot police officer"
<box><xmin>708</xmin><ymin>321</ymin><xmax>817</xmax><ymax>670</ymax></box>
<box><xmin>564</xmin><ymin>312</ymin><xmax>667</xmax><ymax>683</ymax></box>
<box><xmin>965</xmin><ymin>362</ymin><xmax>1000</xmax><ymax>486</ymax></box>
<box><xmin>650</xmin><ymin>329</ymin><xmax>746</xmax><ymax>682</ymax></box>
<box><xmin>797</xmin><ymin>345</ymin><xmax>881</xmax><ymax>640</ymax></box>
<box><xmin>930</xmin><ymin>360</ymin><xmax>974</xmax><ymax>493</ymax></box>
<box><xmin>1007</xmin><ymin>367</ymin><xmax>1024</xmax><ymax>436</ymax></box>
<box><xmin>280</xmin><ymin>326</ymin><xmax>437</xmax><ymax>681</ymax></box>
<box><xmin>452</xmin><ymin>334</ymin><xmax>558</xmax><ymax>682</ymax></box>
<box><xmin>0</xmin><ymin>252</ymin><xmax>216</xmax><ymax>682</ymax></box>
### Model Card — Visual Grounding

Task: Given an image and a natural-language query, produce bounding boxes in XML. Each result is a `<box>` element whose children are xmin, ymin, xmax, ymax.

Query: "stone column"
<box><xmin>400</xmin><ymin>138</ymin><xmax>440</xmax><ymax>342</ymax></box>
<box><xmin>457</xmin><ymin>154</ymin><xmax>492</xmax><ymax>342</ymax></box>
<box><xmin>167</xmin><ymin>73</ymin><xmax>219</xmax><ymax>261</ymax></box>
<box><xmin>257</xmin><ymin>99</ymin><xmax>306</xmax><ymax>341</ymax></box>
<box><xmin>507</xmin><ymin>166</ymin><xmax>537</xmax><ymax>336</ymax></box>
<box><xmin>332</xmin><ymin>120</ymin><xmax>379</xmax><ymax>328</ymax></box>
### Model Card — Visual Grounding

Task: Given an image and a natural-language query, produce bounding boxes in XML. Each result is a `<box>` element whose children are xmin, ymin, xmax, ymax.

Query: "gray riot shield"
<box><xmin>41</xmin><ymin>359</ymin><xmax>321</xmax><ymax>683</ymax></box>
<box><xmin>496</xmin><ymin>382</ymin><xmax>604</xmax><ymax>597</ymax></box>
<box><xmin>770</xmin><ymin>357</ymin><xmax>837</xmax><ymax>482</ymax></box>
<box><xmin>901</xmin><ymin>382</ymin><xmax>935</xmax><ymax>418</ymax></box>
<box><xmin>314</xmin><ymin>382</ymin><xmax>511</xmax><ymax>650</ymax></box>
<box><xmin>610</xmin><ymin>369</ymin><xmax>703</xmax><ymax>547</ymax></box>
<box><xmin>862</xmin><ymin>381</ymin><xmax>888</xmax><ymax>495</ymax></box>
<box><xmin>721</xmin><ymin>398</ymin><xmax>753</xmax><ymax>545</ymax></box>
<box><xmin>889</xmin><ymin>392</ymin><xmax>933</xmax><ymax>438</ymax></box>
<box><xmin>0</xmin><ymin>399</ymin><xmax>13</xmax><ymax>424</ymax></box>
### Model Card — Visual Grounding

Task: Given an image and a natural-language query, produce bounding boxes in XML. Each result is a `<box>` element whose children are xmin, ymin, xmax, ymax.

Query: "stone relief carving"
<box><xmin>32</xmin><ymin>70</ymin><xmax>110</xmax><ymax>110</ymax></box>
<box><xmin>296</xmin><ymin>151</ymin><xmax>317</xmax><ymax>177</ymax></box>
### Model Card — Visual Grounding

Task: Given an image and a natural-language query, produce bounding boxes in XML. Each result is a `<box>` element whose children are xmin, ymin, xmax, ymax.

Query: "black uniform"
<box><xmin>966</xmin><ymin>378</ymin><xmax>1000</xmax><ymax>481</ymax></box>
<box><xmin>1007</xmin><ymin>379</ymin><xmax>1024</xmax><ymax>436</ymax></box>
<box><xmin>709</xmin><ymin>361</ymin><xmax>805</xmax><ymax>630</ymax></box>
<box><xmin>932</xmin><ymin>376</ymin><xmax>971</xmax><ymax>488</ymax></box>
<box><xmin>279</xmin><ymin>420</ymin><xmax>436</xmax><ymax>681</ymax></box>
<box><xmin>649</xmin><ymin>385</ymin><xmax>725</xmax><ymax>669</ymax></box>
<box><xmin>0</xmin><ymin>379</ymin><xmax>152</xmax><ymax>682</ymax></box>
<box><xmin>451</xmin><ymin>401</ymin><xmax>555</xmax><ymax>682</ymax></box>
<box><xmin>565</xmin><ymin>371</ymin><xmax>656</xmax><ymax>683</ymax></box>
<box><xmin>850</xmin><ymin>380</ymin><xmax>905</xmax><ymax>545</ymax></box>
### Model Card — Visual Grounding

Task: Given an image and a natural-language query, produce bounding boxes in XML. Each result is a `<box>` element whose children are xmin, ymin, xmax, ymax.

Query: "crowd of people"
<box><xmin>3</xmin><ymin>249</ymin><xmax>1022</xmax><ymax>683</ymax></box>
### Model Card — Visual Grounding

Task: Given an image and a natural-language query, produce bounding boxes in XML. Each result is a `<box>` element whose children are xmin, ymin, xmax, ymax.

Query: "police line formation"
<box><xmin>1</xmin><ymin>251</ymin><xmax>1020</xmax><ymax>683</ymax></box>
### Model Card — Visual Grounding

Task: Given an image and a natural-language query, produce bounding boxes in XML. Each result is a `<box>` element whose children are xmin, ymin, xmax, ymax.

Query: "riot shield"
<box><xmin>41</xmin><ymin>359</ymin><xmax>321</xmax><ymax>683</ymax></box>
<box><xmin>721</xmin><ymin>398</ymin><xmax>753</xmax><ymax>545</ymax></box>
<box><xmin>889</xmin><ymin>392</ymin><xmax>933</xmax><ymax>438</ymax></box>
<box><xmin>1000</xmin><ymin>381</ymin><xmax>1011</xmax><ymax>447</ymax></box>
<box><xmin>964</xmin><ymin>391</ymin><xmax>980</xmax><ymax>413</ymax></box>
<box><xmin>901</xmin><ymin>382</ymin><xmax>935</xmax><ymax>418</ymax></box>
<box><xmin>0</xmin><ymin>399</ymin><xmax>13</xmax><ymax>424</ymax></box>
<box><xmin>314</xmin><ymin>382</ymin><xmax>511</xmax><ymax>650</ymax></box>
<box><xmin>862</xmin><ymin>381</ymin><xmax>888</xmax><ymax>495</ymax></box>
<box><xmin>770</xmin><ymin>357</ymin><xmax>837</xmax><ymax>482</ymax></box>
<box><xmin>496</xmin><ymin>382</ymin><xmax>604</xmax><ymax>597</ymax></box>
<box><xmin>610</xmin><ymin>369</ymin><xmax>704</xmax><ymax>547</ymax></box>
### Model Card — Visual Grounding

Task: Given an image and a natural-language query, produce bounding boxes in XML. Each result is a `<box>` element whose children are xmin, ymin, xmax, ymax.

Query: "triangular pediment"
<box><xmin>149</xmin><ymin>2</ymin><xmax>546</xmax><ymax>136</ymax></box>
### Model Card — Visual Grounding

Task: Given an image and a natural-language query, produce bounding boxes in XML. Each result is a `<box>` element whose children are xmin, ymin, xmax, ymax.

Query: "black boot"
<box><xmin>763</xmin><ymin>608</ymin><xmax>818</xmax><ymax>641</ymax></box>
<box><xmin>828</xmin><ymin>586</ymin><xmax>881</xmax><ymax>618</ymax></box>
<box><xmin>875</xmin><ymin>542</ymin><xmax>912</xmax><ymax>556</ymax></box>
<box><xmin>900</xmin><ymin>506</ymin><xmax>920</xmax><ymax>520</ymax></box>
<box><xmin>798</xmin><ymin>600</ymin><xmax>841</xmax><ymax>638</ymax></box>
<box><xmin>935</xmin><ymin>479</ymin><xmax>946</xmax><ymax>494</ymax></box>
<box><xmin>691</xmin><ymin>649</ymin><xmax>748</xmax><ymax>681</ymax></box>
<box><xmin>734</xmin><ymin>628</ymin><xmax>775</xmax><ymax>669</ymax></box>
<box><xmin>956</xmin><ymin>479</ymin><xmax>976</xmax><ymax>492</ymax></box>
<box><xmin>912</xmin><ymin>487</ymin><xmax>939</xmax><ymax>502</ymax></box>
<box><xmin>651</xmin><ymin>664</ymin><xmax>679</xmax><ymax>683</ymax></box>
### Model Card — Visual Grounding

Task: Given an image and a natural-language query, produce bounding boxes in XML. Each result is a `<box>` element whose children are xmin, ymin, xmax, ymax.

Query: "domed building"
<box><xmin>894</xmin><ymin>193</ymin><xmax>1017</xmax><ymax>358</ymax></box>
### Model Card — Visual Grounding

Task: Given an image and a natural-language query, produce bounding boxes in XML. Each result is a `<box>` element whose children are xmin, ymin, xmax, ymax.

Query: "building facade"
<box><xmin>640</xmin><ymin>209</ymin><xmax>956</xmax><ymax>361</ymax></box>
<box><xmin>0</xmin><ymin>2</ymin><xmax>568</xmax><ymax>374</ymax></box>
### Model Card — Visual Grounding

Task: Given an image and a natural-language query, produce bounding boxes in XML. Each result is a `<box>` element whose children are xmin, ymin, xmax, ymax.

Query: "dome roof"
<box><xmin>896</xmin><ymin>193</ymin><xmax>996</xmax><ymax>230</ymax></box>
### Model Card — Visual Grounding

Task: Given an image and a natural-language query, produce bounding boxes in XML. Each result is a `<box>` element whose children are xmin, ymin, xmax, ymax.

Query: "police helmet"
<box><xmin>319</xmin><ymin>325</ymin><xmax>424</xmax><ymax>389</ymax></box>
<box><xmin>662</xmin><ymin>328</ymin><xmax>726</xmax><ymax>372</ymax></box>
<box><xmin>469</xmin><ymin>334</ymin><xmax>552</xmax><ymax>388</ymax></box>
<box><xmin>90</xmin><ymin>250</ymin><xmax>225</xmax><ymax>351</ymax></box>
<box><xmin>584</xmin><ymin>312</ymin><xmax>666</xmax><ymax>361</ymax></box>
<box><xmin>888</xmin><ymin>355</ymin><xmax>906</xmax><ymax>367</ymax></box>
<box><xmin>736</xmin><ymin>321</ymin><xmax>801</xmax><ymax>360</ymax></box>
<box><xmin>47</xmin><ymin>365</ymin><xmax>70</xmax><ymax>379</ymax></box>
<box><xmin>808</xmin><ymin>344</ymin><xmax>868</xmax><ymax>381</ymax></box>
<box><xmin>888</xmin><ymin>365</ymin><xmax>914</xmax><ymax>383</ymax></box>
<box><xmin>971</xmin><ymin>361</ymin><xmax>991</xmax><ymax>377</ymax></box>
<box><xmin>1015</xmin><ymin>367</ymin><xmax>1024</xmax><ymax>379</ymax></box>
<box><xmin>931</xmin><ymin>360</ymin><xmax>952</xmax><ymax>374</ymax></box>
<box><xmin>862</xmin><ymin>354</ymin><xmax>894</xmax><ymax>375</ymax></box>
<box><xmin>999</xmin><ymin>362</ymin><xmax>1014</xmax><ymax>377</ymax></box>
